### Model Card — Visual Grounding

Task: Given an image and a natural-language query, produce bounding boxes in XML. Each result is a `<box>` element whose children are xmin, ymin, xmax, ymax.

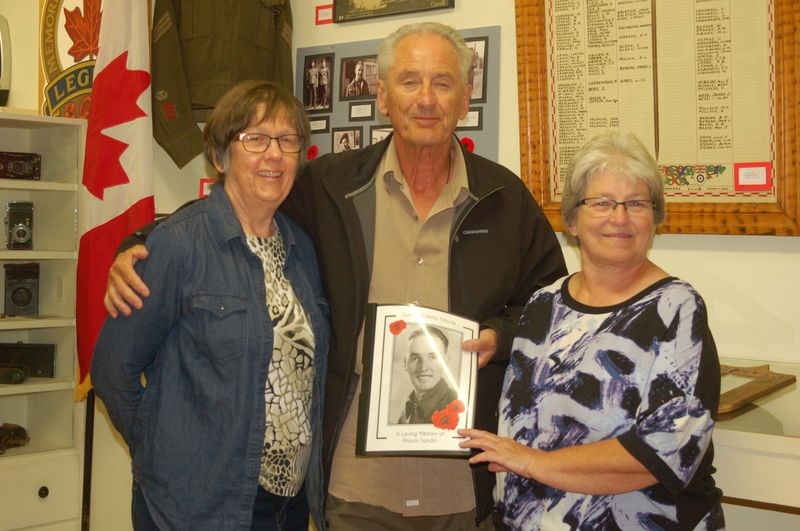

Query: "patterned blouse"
<box><xmin>247</xmin><ymin>230</ymin><xmax>315</xmax><ymax>497</ymax></box>
<box><xmin>497</xmin><ymin>276</ymin><xmax>725</xmax><ymax>530</ymax></box>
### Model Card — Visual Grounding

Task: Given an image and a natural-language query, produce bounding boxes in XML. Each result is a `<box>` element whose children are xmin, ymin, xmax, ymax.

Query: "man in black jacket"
<box><xmin>105</xmin><ymin>22</ymin><xmax>566</xmax><ymax>529</ymax></box>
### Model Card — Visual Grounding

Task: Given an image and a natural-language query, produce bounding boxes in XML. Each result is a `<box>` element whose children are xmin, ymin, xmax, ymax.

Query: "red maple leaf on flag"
<box><xmin>83</xmin><ymin>51</ymin><xmax>150</xmax><ymax>199</ymax></box>
<box><xmin>64</xmin><ymin>0</ymin><xmax>102</xmax><ymax>62</ymax></box>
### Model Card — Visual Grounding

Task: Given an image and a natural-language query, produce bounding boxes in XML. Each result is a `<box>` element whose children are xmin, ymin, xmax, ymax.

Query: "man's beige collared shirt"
<box><xmin>328</xmin><ymin>138</ymin><xmax>476</xmax><ymax>517</ymax></box>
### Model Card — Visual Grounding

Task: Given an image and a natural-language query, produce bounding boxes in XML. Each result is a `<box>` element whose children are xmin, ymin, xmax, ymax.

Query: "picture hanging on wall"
<box><xmin>332</xmin><ymin>126</ymin><xmax>363</xmax><ymax>153</ymax></box>
<box><xmin>310</xmin><ymin>116</ymin><xmax>330</xmax><ymax>134</ymax></box>
<box><xmin>457</xmin><ymin>107</ymin><xmax>482</xmax><ymax>131</ymax></box>
<box><xmin>302</xmin><ymin>53</ymin><xmax>335</xmax><ymax>114</ymax></box>
<box><xmin>370</xmin><ymin>125</ymin><xmax>393</xmax><ymax>145</ymax></box>
<box><xmin>334</xmin><ymin>0</ymin><xmax>455</xmax><ymax>23</ymax></box>
<box><xmin>340</xmin><ymin>55</ymin><xmax>378</xmax><ymax>101</ymax></box>
<box><xmin>465</xmin><ymin>36</ymin><xmax>488</xmax><ymax>103</ymax></box>
<box><xmin>350</xmin><ymin>101</ymin><xmax>375</xmax><ymax>121</ymax></box>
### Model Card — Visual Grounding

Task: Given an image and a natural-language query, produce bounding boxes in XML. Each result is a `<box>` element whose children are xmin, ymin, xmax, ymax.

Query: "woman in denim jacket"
<box><xmin>91</xmin><ymin>81</ymin><xmax>330</xmax><ymax>530</ymax></box>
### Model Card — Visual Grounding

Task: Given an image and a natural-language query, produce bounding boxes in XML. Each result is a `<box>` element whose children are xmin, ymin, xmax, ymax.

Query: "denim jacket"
<box><xmin>91</xmin><ymin>186</ymin><xmax>329</xmax><ymax>530</ymax></box>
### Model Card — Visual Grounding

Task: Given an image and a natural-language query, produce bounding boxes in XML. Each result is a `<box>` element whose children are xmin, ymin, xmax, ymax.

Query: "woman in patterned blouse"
<box><xmin>459</xmin><ymin>132</ymin><xmax>724</xmax><ymax>530</ymax></box>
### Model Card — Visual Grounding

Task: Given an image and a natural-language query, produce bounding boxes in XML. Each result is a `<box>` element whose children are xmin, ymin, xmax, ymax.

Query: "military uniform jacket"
<box><xmin>151</xmin><ymin>0</ymin><xmax>293</xmax><ymax>168</ymax></box>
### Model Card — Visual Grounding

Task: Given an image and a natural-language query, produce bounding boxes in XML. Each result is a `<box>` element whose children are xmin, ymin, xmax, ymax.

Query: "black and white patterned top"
<box><xmin>247</xmin><ymin>230</ymin><xmax>315</xmax><ymax>497</ymax></box>
<box><xmin>497</xmin><ymin>276</ymin><xmax>724</xmax><ymax>530</ymax></box>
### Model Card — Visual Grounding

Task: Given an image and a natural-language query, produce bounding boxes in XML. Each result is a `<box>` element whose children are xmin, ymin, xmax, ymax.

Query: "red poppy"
<box><xmin>432</xmin><ymin>408</ymin><xmax>459</xmax><ymax>430</ymax></box>
<box><xmin>307</xmin><ymin>144</ymin><xmax>319</xmax><ymax>160</ymax></box>
<box><xmin>446</xmin><ymin>399</ymin><xmax>465</xmax><ymax>413</ymax></box>
<box><xmin>389</xmin><ymin>319</ymin><xmax>407</xmax><ymax>335</ymax></box>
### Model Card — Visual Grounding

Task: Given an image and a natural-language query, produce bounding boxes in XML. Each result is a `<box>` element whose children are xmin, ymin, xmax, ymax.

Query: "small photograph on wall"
<box><xmin>332</xmin><ymin>127</ymin><xmax>363</xmax><ymax>153</ymax></box>
<box><xmin>465</xmin><ymin>37</ymin><xmax>488</xmax><ymax>103</ymax></box>
<box><xmin>302</xmin><ymin>53</ymin><xmax>335</xmax><ymax>113</ymax></box>
<box><xmin>334</xmin><ymin>0</ymin><xmax>455</xmax><ymax>23</ymax></box>
<box><xmin>340</xmin><ymin>55</ymin><xmax>378</xmax><ymax>100</ymax></box>
<box><xmin>370</xmin><ymin>125</ymin><xmax>393</xmax><ymax>145</ymax></box>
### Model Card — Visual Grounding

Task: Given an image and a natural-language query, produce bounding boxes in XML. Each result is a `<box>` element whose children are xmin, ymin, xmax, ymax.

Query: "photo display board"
<box><xmin>295</xmin><ymin>26</ymin><xmax>501</xmax><ymax>161</ymax></box>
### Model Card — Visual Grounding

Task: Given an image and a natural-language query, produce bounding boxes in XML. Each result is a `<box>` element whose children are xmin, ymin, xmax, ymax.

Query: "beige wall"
<box><xmin>2</xmin><ymin>0</ymin><xmax>798</xmax><ymax>528</ymax></box>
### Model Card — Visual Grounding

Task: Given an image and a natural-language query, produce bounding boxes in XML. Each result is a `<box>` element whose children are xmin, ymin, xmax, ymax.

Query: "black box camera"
<box><xmin>0</xmin><ymin>342</ymin><xmax>55</xmax><ymax>378</ymax></box>
<box><xmin>4</xmin><ymin>262</ymin><xmax>39</xmax><ymax>316</ymax></box>
<box><xmin>5</xmin><ymin>200</ymin><xmax>33</xmax><ymax>250</ymax></box>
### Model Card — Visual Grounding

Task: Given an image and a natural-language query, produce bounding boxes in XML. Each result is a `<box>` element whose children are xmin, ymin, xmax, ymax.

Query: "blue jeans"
<box><xmin>251</xmin><ymin>483</ymin><xmax>309</xmax><ymax>530</ymax></box>
<box><xmin>132</xmin><ymin>482</ymin><xmax>309</xmax><ymax>530</ymax></box>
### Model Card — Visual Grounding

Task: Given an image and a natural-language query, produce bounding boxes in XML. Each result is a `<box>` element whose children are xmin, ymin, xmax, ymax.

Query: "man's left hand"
<box><xmin>461</xmin><ymin>328</ymin><xmax>497</xmax><ymax>369</ymax></box>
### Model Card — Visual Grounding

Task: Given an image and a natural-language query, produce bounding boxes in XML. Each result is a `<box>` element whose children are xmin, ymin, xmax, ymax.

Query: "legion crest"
<box><xmin>39</xmin><ymin>0</ymin><xmax>101</xmax><ymax>117</ymax></box>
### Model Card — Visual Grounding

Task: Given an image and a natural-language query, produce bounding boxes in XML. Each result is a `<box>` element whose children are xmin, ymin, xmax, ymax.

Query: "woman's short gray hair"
<box><xmin>377</xmin><ymin>22</ymin><xmax>474</xmax><ymax>86</ymax></box>
<box><xmin>561</xmin><ymin>131</ymin><xmax>666</xmax><ymax>232</ymax></box>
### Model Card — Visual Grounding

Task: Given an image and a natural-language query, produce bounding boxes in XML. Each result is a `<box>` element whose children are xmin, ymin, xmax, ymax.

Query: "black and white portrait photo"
<box><xmin>340</xmin><ymin>55</ymin><xmax>378</xmax><ymax>100</ymax></box>
<box><xmin>332</xmin><ymin>127</ymin><xmax>362</xmax><ymax>153</ymax></box>
<box><xmin>302</xmin><ymin>53</ymin><xmax>334</xmax><ymax>113</ymax></box>
<box><xmin>465</xmin><ymin>36</ymin><xmax>488</xmax><ymax>103</ymax></box>
<box><xmin>389</xmin><ymin>325</ymin><xmax>461</xmax><ymax>426</ymax></box>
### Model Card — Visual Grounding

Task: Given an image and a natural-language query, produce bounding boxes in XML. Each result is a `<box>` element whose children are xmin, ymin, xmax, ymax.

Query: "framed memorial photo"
<box><xmin>356</xmin><ymin>303</ymin><xmax>479</xmax><ymax>456</ymax></box>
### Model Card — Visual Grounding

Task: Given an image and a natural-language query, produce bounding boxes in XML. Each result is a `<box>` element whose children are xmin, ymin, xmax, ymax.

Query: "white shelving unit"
<box><xmin>0</xmin><ymin>111</ymin><xmax>85</xmax><ymax>531</ymax></box>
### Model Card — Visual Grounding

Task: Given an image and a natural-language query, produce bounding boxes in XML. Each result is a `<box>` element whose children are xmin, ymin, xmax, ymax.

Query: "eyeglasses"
<box><xmin>576</xmin><ymin>197</ymin><xmax>656</xmax><ymax>217</ymax></box>
<box><xmin>237</xmin><ymin>133</ymin><xmax>303</xmax><ymax>154</ymax></box>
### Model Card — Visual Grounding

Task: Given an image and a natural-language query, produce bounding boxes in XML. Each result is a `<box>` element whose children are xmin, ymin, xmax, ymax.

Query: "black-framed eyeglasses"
<box><xmin>237</xmin><ymin>133</ymin><xmax>303</xmax><ymax>154</ymax></box>
<box><xmin>576</xmin><ymin>197</ymin><xmax>656</xmax><ymax>217</ymax></box>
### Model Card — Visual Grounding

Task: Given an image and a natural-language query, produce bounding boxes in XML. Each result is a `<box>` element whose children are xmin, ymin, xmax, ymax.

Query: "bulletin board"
<box><xmin>295</xmin><ymin>26</ymin><xmax>501</xmax><ymax>162</ymax></box>
<box><xmin>515</xmin><ymin>0</ymin><xmax>800</xmax><ymax>235</ymax></box>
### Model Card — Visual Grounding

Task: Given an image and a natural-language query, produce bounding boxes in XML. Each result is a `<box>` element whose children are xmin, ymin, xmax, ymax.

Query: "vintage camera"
<box><xmin>4</xmin><ymin>262</ymin><xmax>39</xmax><ymax>316</ymax></box>
<box><xmin>5</xmin><ymin>200</ymin><xmax>33</xmax><ymax>250</ymax></box>
<box><xmin>0</xmin><ymin>342</ymin><xmax>55</xmax><ymax>378</ymax></box>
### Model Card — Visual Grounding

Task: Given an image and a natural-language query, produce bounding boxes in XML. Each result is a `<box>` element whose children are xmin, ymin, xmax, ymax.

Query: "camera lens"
<box><xmin>11</xmin><ymin>223</ymin><xmax>31</xmax><ymax>243</ymax></box>
<box><xmin>11</xmin><ymin>287</ymin><xmax>32</xmax><ymax>307</ymax></box>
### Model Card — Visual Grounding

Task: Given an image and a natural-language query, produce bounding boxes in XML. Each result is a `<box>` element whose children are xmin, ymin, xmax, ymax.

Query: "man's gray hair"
<box><xmin>377</xmin><ymin>22</ymin><xmax>474</xmax><ymax>86</ymax></box>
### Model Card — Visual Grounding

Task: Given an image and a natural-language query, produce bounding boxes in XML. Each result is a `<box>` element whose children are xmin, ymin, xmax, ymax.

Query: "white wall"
<box><xmin>2</xmin><ymin>0</ymin><xmax>798</xmax><ymax>529</ymax></box>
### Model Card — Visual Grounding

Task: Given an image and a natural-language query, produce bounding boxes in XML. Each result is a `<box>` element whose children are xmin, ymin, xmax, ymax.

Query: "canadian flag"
<box><xmin>76</xmin><ymin>0</ymin><xmax>155</xmax><ymax>400</ymax></box>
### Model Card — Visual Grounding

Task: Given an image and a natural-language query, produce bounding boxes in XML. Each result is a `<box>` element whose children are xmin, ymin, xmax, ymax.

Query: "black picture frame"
<box><xmin>465</xmin><ymin>36</ymin><xmax>488</xmax><ymax>103</ymax></box>
<box><xmin>339</xmin><ymin>55</ymin><xmax>378</xmax><ymax>101</ymax></box>
<box><xmin>349</xmin><ymin>101</ymin><xmax>375</xmax><ymax>121</ymax></box>
<box><xmin>370</xmin><ymin>125</ymin><xmax>393</xmax><ymax>145</ymax></box>
<box><xmin>356</xmin><ymin>303</ymin><xmax>478</xmax><ymax>456</ymax></box>
<box><xmin>333</xmin><ymin>0</ymin><xmax>455</xmax><ymax>23</ymax></box>
<box><xmin>331</xmin><ymin>126</ymin><xmax>363</xmax><ymax>153</ymax></box>
<box><xmin>301</xmin><ymin>53</ymin><xmax>335</xmax><ymax>114</ymax></box>
<box><xmin>309</xmin><ymin>116</ymin><xmax>330</xmax><ymax>134</ymax></box>
<box><xmin>456</xmin><ymin>107</ymin><xmax>482</xmax><ymax>131</ymax></box>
